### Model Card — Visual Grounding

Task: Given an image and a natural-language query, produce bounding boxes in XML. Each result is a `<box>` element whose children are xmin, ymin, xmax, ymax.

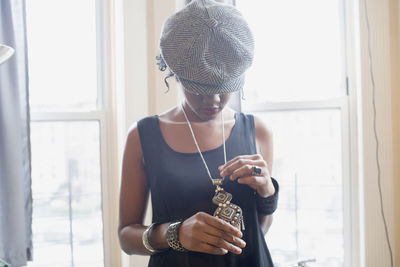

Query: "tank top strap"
<box><xmin>137</xmin><ymin>115</ymin><xmax>165</xmax><ymax>182</ymax></box>
<box><xmin>232</xmin><ymin>113</ymin><xmax>257</xmax><ymax>155</ymax></box>
<box><xmin>137</xmin><ymin>115</ymin><xmax>161</xmax><ymax>152</ymax></box>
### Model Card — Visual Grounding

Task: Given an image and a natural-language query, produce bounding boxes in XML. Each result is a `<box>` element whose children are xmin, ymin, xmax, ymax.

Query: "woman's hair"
<box><xmin>156</xmin><ymin>54</ymin><xmax>175</xmax><ymax>93</ymax></box>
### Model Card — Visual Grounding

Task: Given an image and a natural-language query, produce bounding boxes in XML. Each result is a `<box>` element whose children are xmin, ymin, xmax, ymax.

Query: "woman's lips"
<box><xmin>202</xmin><ymin>107</ymin><xmax>220</xmax><ymax>116</ymax></box>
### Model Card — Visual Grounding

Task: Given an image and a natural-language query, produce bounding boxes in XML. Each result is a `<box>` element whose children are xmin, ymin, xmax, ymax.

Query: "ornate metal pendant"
<box><xmin>212</xmin><ymin>186</ymin><xmax>245</xmax><ymax>230</ymax></box>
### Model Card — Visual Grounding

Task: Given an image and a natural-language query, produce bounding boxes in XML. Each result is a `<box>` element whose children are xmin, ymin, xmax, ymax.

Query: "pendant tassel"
<box><xmin>240</xmin><ymin>215</ymin><xmax>245</xmax><ymax>231</ymax></box>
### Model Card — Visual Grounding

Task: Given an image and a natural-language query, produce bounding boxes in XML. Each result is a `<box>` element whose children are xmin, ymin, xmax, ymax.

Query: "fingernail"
<box><xmin>218</xmin><ymin>166</ymin><xmax>223</xmax><ymax>170</ymax></box>
<box><xmin>235</xmin><ymin>247</ymin><xmax>242</xmax><ymax>254</ymax></box>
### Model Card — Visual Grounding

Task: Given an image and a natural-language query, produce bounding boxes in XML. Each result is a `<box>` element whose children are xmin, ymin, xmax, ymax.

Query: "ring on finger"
<box><xmin>251</xmin><ymin>166</ymin><xmax>262</xmax><ymax>176</ymax></box>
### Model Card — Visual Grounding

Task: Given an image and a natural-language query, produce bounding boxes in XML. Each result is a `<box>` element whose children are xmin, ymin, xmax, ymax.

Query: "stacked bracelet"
<box><xmin>142</xmin><ymin>223</ymin><xmax>165</xmax><ymax>253</ymax></box>
<box><xmin>256</xmin><ymin>177</ymin><xmax>279</xmax><ymax>215</ymax></box>
<box><xmin>166</xmin><ymin>221</ymin><xmax>188</xmax><ymax>252</ymax></box>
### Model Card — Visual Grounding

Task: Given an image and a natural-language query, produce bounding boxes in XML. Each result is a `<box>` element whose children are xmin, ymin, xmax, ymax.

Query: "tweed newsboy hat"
<box><xmin>159</xmin><ymin>0</ymin><xmax>254</xmax><ymax>95</ymax></box>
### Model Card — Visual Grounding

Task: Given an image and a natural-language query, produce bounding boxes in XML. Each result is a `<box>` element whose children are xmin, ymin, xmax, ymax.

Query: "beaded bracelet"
<box><xmin>256</xmin><ymin>177</ymin><xmax>279</xmax><ymax>215</ymax></box>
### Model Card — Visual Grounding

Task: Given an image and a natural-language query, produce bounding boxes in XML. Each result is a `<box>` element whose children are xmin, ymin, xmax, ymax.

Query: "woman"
<box><xmin>118</xmin><ymin>0</ymin><xmax>279</xmax><ymax>266</ymax></box>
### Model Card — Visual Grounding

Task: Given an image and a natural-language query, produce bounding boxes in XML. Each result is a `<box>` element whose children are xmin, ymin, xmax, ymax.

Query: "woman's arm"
<box><xmin>253</xmin><ymin>115</ymin><xmax>275</xmax><ymax>234</ymax></box>
<box><xmin>118</xmin><ymin>123</ymin><xmax>246</xmax><ymax>255</ymax></box>
<box><xmin>118</xmin><ymin>123</ymin><xmax>158</xmax><ymax>255</ymax></box>
<box><xmin>119</xmin><ymin>124</ymin><xmax>175</xmax><ymax>255</ymax></box>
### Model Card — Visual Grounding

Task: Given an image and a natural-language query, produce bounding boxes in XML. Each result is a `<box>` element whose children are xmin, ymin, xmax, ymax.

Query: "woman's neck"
<box><xmin>159</xmin><ymin>105</ymin><xmax>235</xmax><ymax>124</ymax></box>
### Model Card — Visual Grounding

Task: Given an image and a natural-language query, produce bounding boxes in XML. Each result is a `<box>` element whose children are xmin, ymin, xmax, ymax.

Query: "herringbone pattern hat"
<box><xmin>159</xmin><ymin>0</ymin><xmax>254</xmax><ymax>95</ymax></box>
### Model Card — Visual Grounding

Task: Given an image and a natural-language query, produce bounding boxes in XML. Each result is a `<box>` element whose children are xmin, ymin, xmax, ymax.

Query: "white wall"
<box><xmin>357</xmin><ymin>0</ymin><xmax>399</xmax><ymax>265</ymax></box>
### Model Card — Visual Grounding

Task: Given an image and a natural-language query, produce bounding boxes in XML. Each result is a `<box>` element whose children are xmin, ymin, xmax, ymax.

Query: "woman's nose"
<box><xmin>202</xmin><ymin>94</ymin><xmax>220</xmax><ymax>105</ymax></box>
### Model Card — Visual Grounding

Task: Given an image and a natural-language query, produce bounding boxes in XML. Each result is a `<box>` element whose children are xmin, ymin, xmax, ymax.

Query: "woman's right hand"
<box><xmin>179</xmin><ymin>212</ymin><xmax>246</xmax><ymax>255</ymax></box>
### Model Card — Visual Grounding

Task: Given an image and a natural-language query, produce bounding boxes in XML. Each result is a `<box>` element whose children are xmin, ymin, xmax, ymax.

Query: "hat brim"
<box><xmin>179</xmin><ymin>74</ymin><xmax>245</xmax><ymax>95</ymax></box>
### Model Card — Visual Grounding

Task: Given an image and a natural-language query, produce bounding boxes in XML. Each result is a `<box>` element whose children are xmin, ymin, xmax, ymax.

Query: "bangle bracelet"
<box><xmin>142</xmin><ymin>223</ymin><xmax>165</xmax><ymax>253</ymax></box>
<box><xmin>256</xmin><ymin>177</ymin><xmax>279</xmax><ymax>215</ymax></box>
<box><xmin>166</xmin><ymin>221</ymin><xmax>188</xmax><ymax>252</ymax></box>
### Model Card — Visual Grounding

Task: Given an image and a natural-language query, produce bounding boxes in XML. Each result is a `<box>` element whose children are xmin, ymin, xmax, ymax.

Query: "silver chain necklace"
<box><xmin>181</xmin><ymin>103</ymin><xmax>245</xmax><ymax>230</ymax></box>
<box><xmin>181</xmin><ymin>103</ymin><xmax>227</xmax><ymax>186</ymax></box>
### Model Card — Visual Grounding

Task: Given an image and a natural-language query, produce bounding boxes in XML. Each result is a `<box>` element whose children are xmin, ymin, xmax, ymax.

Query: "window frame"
<box><xmin>244</xmin><ymin>97</ymin><xmax>352</xmax><ymax>267</ymax></box>
<box><xmin>29</xmin><ymin>0</ymin><xmax>121</xmax><ymax>266</ymax></box>
<box><xmin>236</xmin><ymin>0</ymin><xmax>356</xmax><ymax>265</ymax></box>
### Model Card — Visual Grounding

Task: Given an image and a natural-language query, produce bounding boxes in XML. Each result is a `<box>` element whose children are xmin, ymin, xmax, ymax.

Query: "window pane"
<box><xmin>72</xmin><ymin>195</ymin><xmax>104</xmax><ymax>266</ymax></box>
<box><xmin>26</xmin><ymin>0</ymin><xmax>98</xmax><ymax>111</ymax></box>
<box><xmin>257</xmin><ymin>110</ymin><xmax>343</xmax><ymax>267</ymax></box>
<box><xmin>236</xmin><ymin>0</ymin><xmax>346</xmax><ymax>104</ymax></box>
<box><xmin>28</xmin><ymin>121</ymin><xmax>104</xmax><ymax>267</ymax></box>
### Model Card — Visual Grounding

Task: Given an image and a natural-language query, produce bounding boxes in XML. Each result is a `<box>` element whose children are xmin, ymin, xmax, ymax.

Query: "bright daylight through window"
<box><xmin>26</xmin><ymin>0</ymin><xmax>105</xmax><ymax>266</ymax></box>
<box><xmin>236</xmin><ymin>0</ymin><xmax>348</xmax><ymax>266</ymax></box>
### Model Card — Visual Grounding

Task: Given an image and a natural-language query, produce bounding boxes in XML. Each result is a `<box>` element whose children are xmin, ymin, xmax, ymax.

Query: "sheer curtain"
<box><xmin>0</xmin><ymin>0</ymin><xmax>32</xmax><ymax>266</ymax></box>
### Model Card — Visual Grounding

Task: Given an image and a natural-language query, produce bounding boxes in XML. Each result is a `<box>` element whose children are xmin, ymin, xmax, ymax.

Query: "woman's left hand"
<box><xmin>219</xmin><ymin>154</ymin><xmax>275</xmax><ymax>198</ymax></box>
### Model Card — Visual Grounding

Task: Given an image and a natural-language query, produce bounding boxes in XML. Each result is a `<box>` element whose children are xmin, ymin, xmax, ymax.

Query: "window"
<box><xmin>26</xmin><ymin>0</ymin><xmax>113</xmax><ymax>266</ymax></box>
<box><xmin>236</xmin><ymin>0</ymin><xmax>349</xmax><ymax>266</ymax></box>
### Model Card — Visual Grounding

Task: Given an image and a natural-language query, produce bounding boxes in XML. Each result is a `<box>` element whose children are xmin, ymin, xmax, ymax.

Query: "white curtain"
<box><xmin>0</xmin><ymin>0</ymin><xmax>32</xmax><ymax>266</ymax></box>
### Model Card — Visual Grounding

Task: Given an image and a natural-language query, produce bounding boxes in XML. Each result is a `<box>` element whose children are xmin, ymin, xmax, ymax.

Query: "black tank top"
<box><xmin>137</xmin><ymin>112</ymin><xmax>274</xmax><ymax>267</ymax></box>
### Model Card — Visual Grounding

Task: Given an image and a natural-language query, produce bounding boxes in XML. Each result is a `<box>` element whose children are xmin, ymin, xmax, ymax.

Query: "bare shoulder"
<box><xmin>252</xmin><ymin>114</ymin><xmax>273</xmax><ymax>144</ymax></box>
<box><xmin>251</xmin><ymin>114</ymin><xmax>274</xmax><ymax>172</ymax></box>
<box><xmin>126</xmin><ymin>122</ymin><xmax>140</xmax><ymax>148</ymax></box>
<box><xmin>124</xmin><ymin>121</ymin><xmax>145</xmax><ymax>164</ymax></box>
<box><xmin>127</xmin><ymin>122</ymin><xmax>139</xmax><ymax>139</ymax></box>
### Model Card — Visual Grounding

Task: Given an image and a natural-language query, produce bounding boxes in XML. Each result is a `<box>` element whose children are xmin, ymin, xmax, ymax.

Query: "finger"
<box><xmin>229</xmin><ymin>163</ymin><xmax>267</xmax><ymax>181</ymax></box>
<box><xmin>203</xmin><ymin>213</ymin><xmax>243</xmax><ymax>238</ymax></box>
<box><xmin>237</xmin><ymin>175</ymin><xmax>263</xmax><ymax>186</ymax></box>
<box><xmin>194</xmin><ymin>243</ymin><xmax>228</xmax><ymax>255</ymax></box>
<box><xmin>203</xmin><ymin>226</ymin><xmax>246</xmax><ymax>248</ymax></box>
<box><xmin>218</xmin><ymin>154</ymin><xmax>260</xmax><ymax>174</ymax></box>
<box><xmin>198</xmin><ymin>232</ymin><xmax>242</xmax><ymax>254</ymax></box>
<box><xmin>220</xmin><ymin>158</ymin><xmax>266</xmax><ymax>177</ymax></box>
<box><xmin>191</xmin><ymin>213</ymin><xmax>246</xmax><ymax>248</ymax></box>
<box><xmin>220</xmin><ymin>154</ymin><xmax>262</xmax><ymax>167</ymax></box>
<box><xmin>236</xmin><ymin>176</ymin><xmax>276</xmax><ymax>197</ymax></box>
